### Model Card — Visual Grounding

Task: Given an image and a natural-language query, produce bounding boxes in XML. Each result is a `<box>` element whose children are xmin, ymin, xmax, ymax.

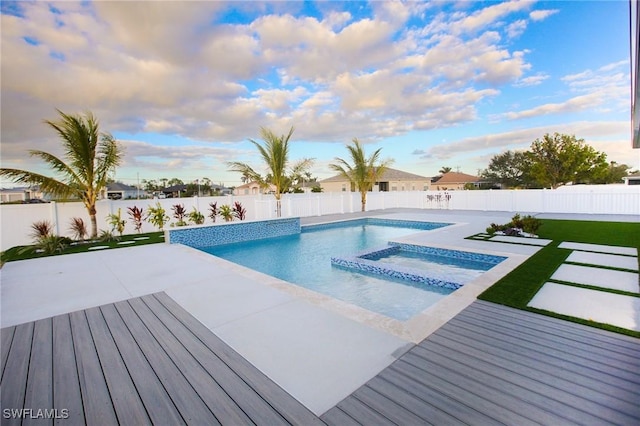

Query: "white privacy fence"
<box><xmin>1</xmin><ymin>187</ymin><xmax>639</xmax><ymax>250</ymax></box>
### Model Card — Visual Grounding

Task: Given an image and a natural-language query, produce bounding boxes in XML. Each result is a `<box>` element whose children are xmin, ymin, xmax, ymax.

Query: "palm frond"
<box><xmin>227</xmin><ymin>162</ymin><xmax>264</xmax><ymax>185</ymax></box>
<box><xmin>0</xmin><ymin>168</ymin><xmax>75</xmax><ymax>198</ymax></box>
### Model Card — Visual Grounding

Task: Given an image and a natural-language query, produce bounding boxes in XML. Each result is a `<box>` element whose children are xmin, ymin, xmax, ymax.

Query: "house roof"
<box><xmin>321</xmin><ymin>167</ymin><xmax>430</xmax><ymax>183</ymax></box>
<box><xmin>107</xmin><ymin>182</ymin><xmax>139</xmax><ymax>191</ymax></box>
<box><xmin>162</xmin><ymin>184</ymin><xmax>188</xmax><ymax>192</ymax></box>
<box><xmin>433</xmin><ymin>171</ymin><xmax>480</xmax><ymax>184</ymax></box>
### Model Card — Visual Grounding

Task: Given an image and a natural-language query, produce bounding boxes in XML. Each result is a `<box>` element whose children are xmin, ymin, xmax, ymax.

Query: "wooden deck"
<box><xmin>3</xmin><ymin>295</ymin><xmax>640</xmax><ymax>426</ymax></box>
<box><xmin>1</xmin><ymin>292</ymin><xmax>322</xmax><ymax>425</ymax></box>
<box><xmin>322</xmin><ymin>300</ymin><xmax>640</xmax><ymax>425</ymax></box>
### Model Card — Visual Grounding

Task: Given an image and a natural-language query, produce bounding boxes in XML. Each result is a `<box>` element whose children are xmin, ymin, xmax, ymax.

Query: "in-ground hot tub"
<box><xmin>331</xmin><ymin>242</ymin><xmax>507</xmax><ymax>290</ymax></box>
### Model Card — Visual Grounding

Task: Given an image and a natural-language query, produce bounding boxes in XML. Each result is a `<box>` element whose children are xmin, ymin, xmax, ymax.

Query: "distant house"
<box><xmin>431</xmin><ymin>171</ymin><xmax>481</xmax><ymax>190</ymax></box>
<box><xmin>622</xmin><ymin>172</ymin><xmax>640</xmax><ymax>185</ymax></box>
<box><xmin>105</xmin><ymin>182</ymin><xmax>146</xmax><ymax>200</ymax></box>
<box><xmin>320</xmin><ymin>167</ymin><xmax>432</xmax><ymax>192</ymax></box>
<box><xmin>0</xmin><ymin>186</ymin><xmax>47</xmax><ymax>203</ymax></box>
<box><xmin>161</xmin><ymin>184</ymin><xmax>188</xmax><ymax>198</ymax></box>
<box><xmin>233</xmin><ymin>181</ymin><xmax>276</xmax><ymax>195</ymax></box>
<box><xmin>210</xmin><ymin>183</ymin><xmax>233</xmax><ymax>195</ymax></box>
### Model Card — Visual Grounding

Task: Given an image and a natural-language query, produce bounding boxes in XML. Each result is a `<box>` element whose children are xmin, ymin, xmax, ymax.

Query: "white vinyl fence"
<box><xmin>1</xmin><ymin>186</ymin><xmax>639</xmax><ymax>250</ymax></box>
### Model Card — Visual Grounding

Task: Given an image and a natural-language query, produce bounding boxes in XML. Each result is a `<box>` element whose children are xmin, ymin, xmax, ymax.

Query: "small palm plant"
<box><xmin>24</xmin><ymin>220</ymin><xmax>70</xmax><ymax>255</ymax></box>
<box><xmin>188</xmin><ymin>207</ymin><xmax>205</xmax><ymax>225</ymax></box>
<box><xmin>208</xmin><ymin>202</ymin><xmax>218</xmax><ymax>223</ymax></box>
<box><xmin>147</xmin><ymin>202</ymin><xmax>169</xmax><ymax>231</ymax></box>
<box><xmin>219</xmin><ymin>204</ymin><xmax>234</xmax><ymax>222</ymax></box>
<box><xmin>30</xmin><ymin>220</ymin><xmax>54</xmax><ymax>242</ymax></box>
<box><xmin>106</xmin><ymin>208</ymin><xmax>126</xmax><ymax>236</ymax></box>
<box><xmin>172</xmin><ymin>204</ymin><xmax>187</xmax><ymax>226</ymax></box>
<box><xmin>127</xmin><ymin>206</ymin><xmax>145</xmax><ymax>233</ymax></box>
<box><xmin>232</xmin><ymin>201</ymin><xmax>246</xmax><ymax>220</ymax></box>
<box><xmin>69</xmin><ymin>217</ymin><xmax>88</xmax><ymax>240</ymax></box>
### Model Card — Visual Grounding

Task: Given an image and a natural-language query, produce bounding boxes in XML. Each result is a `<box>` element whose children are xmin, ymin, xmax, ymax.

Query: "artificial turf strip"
<box><xmin>478</xmin><ymin>219</ymin><xmax>640</xmax><ymax>338</ymax></box>
<box><xmin>478</xmin><ymin>242</ymin><xmax>570</xmax><ymax>308</ymax></box>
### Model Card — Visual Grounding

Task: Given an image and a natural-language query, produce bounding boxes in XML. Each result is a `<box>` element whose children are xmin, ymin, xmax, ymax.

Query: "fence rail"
<box><xmin>2</xmin><ymin>187</ymin><xmax>639</xmax><ymax>250</ymax></box>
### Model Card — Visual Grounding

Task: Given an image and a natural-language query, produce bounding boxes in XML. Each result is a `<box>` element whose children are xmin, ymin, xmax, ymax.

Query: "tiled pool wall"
<box><xmin>167</xmin><ymin>217</ymin><xmax>300</xmax><ymax>248</ymax></box>
<box><xmin>331</xmin><ymin>244</ymin><xmax>507</xmax><ymax>291</ymax></box>
<box><xmin>380</xmin><ymin>242</ymin><xmax>507</xmax><ymax>265</ymax></box>
<box><xmin>302</xmin><ymin>218</ymin><xmax>452</xmax><ymax>233</ymax></box>
<box><xmin>331</xmin><ymin>254</ymin><xmax>462</xmax><ymax>291</ymax></box>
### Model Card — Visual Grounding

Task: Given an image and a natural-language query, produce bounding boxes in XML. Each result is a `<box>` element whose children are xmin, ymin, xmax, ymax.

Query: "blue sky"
<box><xmin>1</xmin><ymin>0</ymin><xmax>637</xmax><ymax>188</ymax></box>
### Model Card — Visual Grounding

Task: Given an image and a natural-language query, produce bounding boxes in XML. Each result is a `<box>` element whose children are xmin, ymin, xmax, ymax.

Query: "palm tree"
<box><xmin>228</xmin><ymin>127</ymin><xmax>313</xmax><ymax>217</ymax></box>
<box><xmin>439</xmin><ymin>166</ymin><xmax>452</xmax><ymax>174</ymax></box>
<box><xmin>0</xmin><ymin>110</ymin><xmax>122</xmax><ymax>238</ymax></box>
<box><xmin>329</xmin><ymin>138</ymin><xmax>394</xmax><ymax>212</ymax></box>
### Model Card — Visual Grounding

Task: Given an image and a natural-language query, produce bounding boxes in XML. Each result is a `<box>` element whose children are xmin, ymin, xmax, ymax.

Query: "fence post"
<box><xmin>50</xmin><ymin>201</ymin><xmax>60</xmax><ymax>236</ymax></box>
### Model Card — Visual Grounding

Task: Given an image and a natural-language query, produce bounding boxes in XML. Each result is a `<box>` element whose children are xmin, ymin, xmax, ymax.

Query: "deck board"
<box><xmin>70</xmin><ymin>310</ymin><xmax>119</xmax><ymax>424</ymax></box>
<box><xmin>1</xmin><ymin>322</ymin><xmax>34</xmax><ymax>426</ymax></box>
<box><xmin>84</xmin><ymin>306</ymin><xmax>150</xmax><ymax>424</ymax></box>
<box><xmin>51</xmin><ymin>314</ymin><xmax>84</xmax><ymax>426</ymax></box>
<box><xmin>1</xmin><ymin>292</ymin><xmax>319</xmax><ymax>425</ymax></box>
<box><xmin>1</xmin><ymin>325</ymin><xmax>15</xmax><ymax>381</ymax></box>
<box><xmin>322</xmin><ymin>300</ymin><xmax>640</xmax><ymax>425</ymax></box>
<box><xmin>23</xmin><ymin>319</ymin><xmax>53</xmax><ymax>426</ymax></box>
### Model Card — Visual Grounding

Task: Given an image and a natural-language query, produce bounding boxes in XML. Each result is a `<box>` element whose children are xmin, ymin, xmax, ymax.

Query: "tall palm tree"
<box><xmin>439</xmin><ymin>166</ymin><xmax>452</xmax><ymax>174</ymax></box>
<box><xmin>0</xmin><ymin>110</ymin><xmax>122</xmax><ymax>238</ymax></box>
<box><xmin>329</xmin><ymin>138</ymin><xmax>394</xmax><ymax>212</ymax></box>
<box><xmin>228</xmin><ymin>126</ymin><xmax>313</xmax><ymax>217</ymax></box>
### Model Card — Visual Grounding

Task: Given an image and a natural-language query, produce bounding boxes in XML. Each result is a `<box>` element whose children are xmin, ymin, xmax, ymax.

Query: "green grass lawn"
<box><xmin>479</xmin><ymin>219</ymin><xmax>640</xmax><ymax>338</ymax></box>
<box><xmin>0</xmin><ymin>231</ymin><xmax>165</xmax><ymax>264</ymax></box>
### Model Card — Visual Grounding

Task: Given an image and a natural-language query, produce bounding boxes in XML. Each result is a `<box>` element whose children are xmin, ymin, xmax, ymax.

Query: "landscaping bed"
<box><xmin>0</xmin><ymin>232</ymin><xmax>164</xmax><ymax>264</ymax></box>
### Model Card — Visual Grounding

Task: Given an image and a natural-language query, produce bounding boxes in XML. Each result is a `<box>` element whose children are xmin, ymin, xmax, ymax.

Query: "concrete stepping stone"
<box><xmin>117</xmin><ymin>241</ymin><xmax>136</xmax><ymax>245</ymax></box>
<box><xmin>528</xmin><ymin>282</ymin><xmax>640</xmax><ymax>332</ymax></box>
<box><xmin>551</xmin><ymin>264</ymin><xmax>639</xmax><ymax>293</ymax></box>
<box><xmin>558</xmin><ymin>242</ymin><xmax>637</xmax><ymax>256</ymax></box>
<box><xmin>566</xmin><ymin>251</ymin><xmax>638</xmax><ymax>271</ymax></box>
<box><xmin>133</xmin><ymin>236</ymin><xmax>150</xmax><ymax>240</ymax></box>
<box><xmin>489</xmin><ymin>235</ymin><xmax>552</xmax><ymax>246</ymax></box>
<box><xmin>88</xmin><ymin>246</ymin><xmax>109</xmax><ymax>251</ymax></box>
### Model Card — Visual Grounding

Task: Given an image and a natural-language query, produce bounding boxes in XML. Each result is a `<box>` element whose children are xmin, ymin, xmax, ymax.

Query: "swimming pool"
<box><xmin>198</xmin><ymin>218</ymin><xmax>495</xmax><ymax>321</ymax></box>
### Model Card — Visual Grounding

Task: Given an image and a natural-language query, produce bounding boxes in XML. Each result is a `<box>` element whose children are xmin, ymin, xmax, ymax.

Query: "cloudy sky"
<box><xmin>1</xmin><ymin>0</ymin><xmax>637</xmax><ymax>188</ymax></box>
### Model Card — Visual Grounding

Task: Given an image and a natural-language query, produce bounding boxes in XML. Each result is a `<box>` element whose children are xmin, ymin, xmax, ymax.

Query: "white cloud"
<box><xmin>514</xmin><ymin>73</ymin><xmax>549</xmax><ymax>87</ymax></box>
<box><xmin>0</xmin><ymin>1</ymin><xmax>629</xmax><ymax>182</ymax></box>
<box><xmin>420</xmin><ymin>121</ymin><xmax>629</xmax><ymax>160</ymax></box>
<box><xmin>506</xmin><ymin>19</ymin><xmax>527</xmax><ymax>38</ymax></box>
<box><xmin>529</xmin><ymin>9</ymin><xmax>559</xmax><ymax>21</ymax></box>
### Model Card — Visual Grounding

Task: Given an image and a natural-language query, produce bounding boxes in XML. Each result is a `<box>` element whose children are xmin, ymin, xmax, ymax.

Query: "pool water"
<box><xmin>368</xmin><ymin>251</ymin><xmax>491</xmax><ymax>284</ymax></box>
<box><xmin>202</xmin><ymin>220</ymin><xmax>457</xmax><ymax>320</ymax></box>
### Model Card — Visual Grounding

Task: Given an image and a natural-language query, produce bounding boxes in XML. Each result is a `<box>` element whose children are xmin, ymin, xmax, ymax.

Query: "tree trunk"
<box><xmin>90</xmin><ymin>214</ymin><xmax>98</xmax><ymax>239</ymax></box>
<box><xmin>88</xmin><ymin>204</ymin><xmax>98</xmax><ymax>238</ymax></box>
<box><xmin>360</xmin><ymin>192</ymin><xmax>366</xmax><ymax>212</ymax></box>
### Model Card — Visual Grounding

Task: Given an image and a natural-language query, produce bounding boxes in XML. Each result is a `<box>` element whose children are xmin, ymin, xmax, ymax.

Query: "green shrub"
<box><xmin>106</xmin><ymin>208</ymin><xmax>126</xmax><ymax>236</ymax></box>
<box><xmin>521</xmin><ymin>215</ymin><xmax>542</xmax><ymax>234</ymax></box>
<box><xmin>188</xmin><ymin>207</ymin><xmax>205</xmax><ymax>225</ymax></box>
<box><xmin>147</xmin><ymin>203</ymin><xmax>169</xmax><ymax>231</ymax></box>
<box><xmin>219</xmin><ymin>204</ymin><xmax>234</xmax><ymax>222</ymax></box>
